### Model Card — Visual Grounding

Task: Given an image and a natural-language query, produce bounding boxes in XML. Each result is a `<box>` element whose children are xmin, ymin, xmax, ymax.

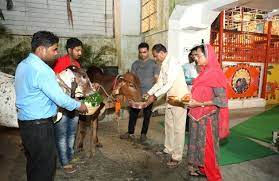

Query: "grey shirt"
<box><xmin>131</xmin><ymin>58</ymin><xmax>160</xmax><ymax>95</ymax></box>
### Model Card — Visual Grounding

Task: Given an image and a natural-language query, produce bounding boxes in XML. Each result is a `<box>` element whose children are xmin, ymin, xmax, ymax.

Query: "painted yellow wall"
<box><xmin>266</xmin><ymin>64</ymin><xmax>279</xmax><ymax>104</ymax></box>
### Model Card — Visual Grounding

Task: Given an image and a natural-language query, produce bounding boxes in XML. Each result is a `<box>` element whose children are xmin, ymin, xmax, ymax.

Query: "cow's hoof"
<box><xmin>76</xmin><ymin>147</ymin><xmax>84</xmax><ymax>152</ymax></box>
<box><xmin>85</xmin><ymin>152</ymin><xmax>91</xmax><ymax>158</ymax></box>
<box><xmin>95</xmin><ymin>142</ymin><xmax>103</xmax><ymax>148</ymax></box>
<box><xmin>88</xmin><ymin>152</ymin><xmax>95</xmax><ymax>158</ymax></box>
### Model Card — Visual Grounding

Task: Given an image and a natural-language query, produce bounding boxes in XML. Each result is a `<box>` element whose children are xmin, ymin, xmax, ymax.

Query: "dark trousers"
<box><xmin>128</xmin><ymin>103</ymin><xmax>153</xmax><ymax>135</ymax></box>
<box><xmin>18</xmin><ymin>118</ymin><xmax>56</xmax><ymax>181</ymax></box>
<box><xmin>186</xmin><ymin>108</ymin><xmax>190</xmax><ymax>132</ymax></box>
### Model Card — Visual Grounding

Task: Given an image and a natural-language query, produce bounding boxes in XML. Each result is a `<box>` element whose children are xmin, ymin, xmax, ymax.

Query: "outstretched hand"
<box><xmin>188</xmin><ymin>99</ymin><xmax>200</xmax><ymax>108</ymax></box>
<box><xmin>147</xmin><ymin>95</ymin><xmax>156</xmax><ymax>104</ymax></box>
<box><xmin>142</xmin><ymin>93</ymin><xmax>149</xmax><ymax>100</ymax></box>
<box><xmin>78</xmin><ymin>103</ymin><xmax>88</xmax><ymax>113</ymax></box>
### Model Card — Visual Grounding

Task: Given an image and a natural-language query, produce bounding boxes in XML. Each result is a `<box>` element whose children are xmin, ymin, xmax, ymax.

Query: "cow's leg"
<box><xmin>77</xmin><ymin>120</ymin><xmax>86</xmax><ymax>152</ymax></box>
<box><xmin>88</xmin><ymin>103</ymin><xmax>105</xmax><ymax>157</ymax></box>
<box><xmin>93</xmin><ymin>119</ymin><xmax>102</xmax><ymax>148</ymax></box>
<box><xmin>89</xmin><ymin>119</ymin><xmax>96</xmax><ymax>157</ymax></box>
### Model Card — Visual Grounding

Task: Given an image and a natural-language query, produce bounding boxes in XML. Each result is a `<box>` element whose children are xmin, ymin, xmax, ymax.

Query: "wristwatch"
<box><xmin>201</xmin><ymin>102</ymin><xmax>205</xmax><ymax>108</ymax></box>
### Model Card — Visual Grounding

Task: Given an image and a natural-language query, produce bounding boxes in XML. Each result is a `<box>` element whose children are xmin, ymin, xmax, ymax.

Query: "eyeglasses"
<box><xmin>191</xmin><ymin>53</ymin><xmax>204</xmax><ymax>60</ymax></box>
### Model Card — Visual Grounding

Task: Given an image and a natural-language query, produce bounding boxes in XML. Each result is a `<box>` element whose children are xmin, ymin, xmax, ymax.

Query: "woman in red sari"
<box><xmin>187</xmin><ymin>44</ymin><xmax>229</xmax><ymax>181</ymax></box>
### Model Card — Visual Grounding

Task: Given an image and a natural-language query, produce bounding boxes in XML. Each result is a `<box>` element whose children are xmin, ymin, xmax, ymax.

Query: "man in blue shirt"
<box><xmin>15</xmin><ymin>31</ymin><xmax>88</xmax><ymax>181</ymax></box>
<box><xmin>182</xmin><ymin>53</ymin><xmax>198</xmax><ymax>86</ymax></box>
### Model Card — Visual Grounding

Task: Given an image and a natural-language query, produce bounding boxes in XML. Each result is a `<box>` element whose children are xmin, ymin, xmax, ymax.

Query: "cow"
<box><xmin>0</xmin><ymin>66</ymin><xmax>144</xmax><ymax>158</ymax></box>
<box><xmin>76</xmin><ymin>65</ymin><xmax>143</xmax><ymax>157</ymax></box>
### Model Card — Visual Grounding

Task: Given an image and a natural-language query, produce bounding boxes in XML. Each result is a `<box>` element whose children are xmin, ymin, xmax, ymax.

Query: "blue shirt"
<box><xmin>15</xmin><ymin>53</ymin><xmax>81</xmax><ymax>121</ymax></box>
<box><xmin>182</xmin><ymin>63</ymin><xmax>198</xmax><ymax>85</ymax></box>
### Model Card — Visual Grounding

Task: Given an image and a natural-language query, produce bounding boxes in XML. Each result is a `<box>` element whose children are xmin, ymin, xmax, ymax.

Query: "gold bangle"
<box><xmin>201</xmin><ymin>102</ymin><xmax>205</xmax><ymax>107</ymax></box>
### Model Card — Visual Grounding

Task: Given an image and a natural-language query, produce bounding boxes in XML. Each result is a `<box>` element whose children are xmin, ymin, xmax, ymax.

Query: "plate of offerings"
<box><xmin>167</xmin><ymin>94</ymin><xmax>191</xmax><ymax>106</ymax></box>
<box><xmin>81</xmin><ymin>92</ymin><xmax>103</xmax><ymax>115</ymax></box>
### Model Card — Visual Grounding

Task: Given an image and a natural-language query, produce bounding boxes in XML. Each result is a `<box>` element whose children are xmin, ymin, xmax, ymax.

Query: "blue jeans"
<box><xmin>54</xmin><ymin>113</ymin><xmax>79</xmax><ymax>166</ymax></box>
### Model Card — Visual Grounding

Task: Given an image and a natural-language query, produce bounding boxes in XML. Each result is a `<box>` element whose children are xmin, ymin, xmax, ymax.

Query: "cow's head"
<box><xmin>112</xmin><ymin>72</ymin><xmax>142</xmax><ymax>102</ymax></box>
<box><xmin>57</xmin><ymin>65</ymin><xmax>93</xmax><ymax>98</ymax></box>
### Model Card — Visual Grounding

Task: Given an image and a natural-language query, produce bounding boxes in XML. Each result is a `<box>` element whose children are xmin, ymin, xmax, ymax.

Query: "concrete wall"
<box><xmin>120</xmin><ymin>0</ymin><xmax>141</xmax><ymax>36</ymax></box>
<box><xmin>168</xmin><ymin>2</ymin><xmax>219</xmax><ymax>63</ymax></box>
<box><xmin>0</xmin><ymin>0</ymin><xmax>120</xmax><ymax>72</ymax></box>
<box><xmin>117</xmin><ymin>0</ymin><xmax>142</xmax><ymax>73</ymax></box>
<box><xmin>0</xmin><ymin>0</ymin><xmax>114</xmax><ymax>37</ymax></box>
<box><xmin>0</xmin><ymin>0</ymin><xmax>143</xmax><ymax>74</ymax></box>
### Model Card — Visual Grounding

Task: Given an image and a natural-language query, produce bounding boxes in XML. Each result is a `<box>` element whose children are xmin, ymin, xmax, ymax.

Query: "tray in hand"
<box><xmin>167</xmin><ymin>96</ymin><xmax>190</xmax><ymax>106</ymax></box>
<box><xmin>82</xmin><ymin>103</ymin><xmax>100</xmax><ymax>115</ymax></box>
<box><xmin>167</xmin><ymin>96</ymin><xmax>186</xmax><ymax>107</ymax></box>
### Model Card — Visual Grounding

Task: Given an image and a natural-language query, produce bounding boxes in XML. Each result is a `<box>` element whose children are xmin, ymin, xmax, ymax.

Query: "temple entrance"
<box><xmin>210</xmin><ymin>7</ymin><xmax>279</xmax><ymax>105</ymax></box>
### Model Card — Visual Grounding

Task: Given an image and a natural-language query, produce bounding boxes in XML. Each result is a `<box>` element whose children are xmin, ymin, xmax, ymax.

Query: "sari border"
<box><xmin>188</xmin><ymin>109</ymin><xmax>217</xmax><ymax>122</ymax></box>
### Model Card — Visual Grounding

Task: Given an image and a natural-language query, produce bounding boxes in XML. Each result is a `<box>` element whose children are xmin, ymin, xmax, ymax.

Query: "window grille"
<box><xmin>141</xmin><ymin>0</ymin><xmax>157</xmax><ymax>33</ymax></box>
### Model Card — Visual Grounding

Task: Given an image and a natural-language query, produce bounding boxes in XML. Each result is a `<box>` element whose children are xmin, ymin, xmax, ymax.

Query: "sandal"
<box><xmin>189</xmin><ymin>170</ymin><xmax>206</xmax><ymax>177</ymax></box>
<box><xmin>71</xmin><ymin>157</ymin><xmax>85</xmax><ymax>164</ymax></box>
<box><xmin>167</xmin><ymin>159</ymin><xmax>181</xmax><ymax>168</ymax></box>
<box><xmin>155</xmin><ymin>150</ymin><xmax>168</xmax><ymax>156</ymax></box>
<box><xmin>63</xmin><ymin>164</ymin><xmax>77</xmax><ymax>174</ymax></box>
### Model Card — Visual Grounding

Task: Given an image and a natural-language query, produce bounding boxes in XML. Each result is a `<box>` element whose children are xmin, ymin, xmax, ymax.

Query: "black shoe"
<box><xmin>140</xmin><ymin>134</ymin><xmax>147</xmax><ymax>142</ymax></box>
<box><xmin>189</xmin><ymin>170</ymin><xmax>206</xmax><ymax>177</ymax></box>
<box><xmin>120</xmin><ymin>132</ymin><xmax>135</xmax><ymax>140</ymax></box>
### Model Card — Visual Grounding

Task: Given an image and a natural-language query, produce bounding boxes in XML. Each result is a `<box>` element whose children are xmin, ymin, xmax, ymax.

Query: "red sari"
<box><xmin>188</xmin><ymin>44</ymin><xmax>229</xmax><ymax>181</ymax></box>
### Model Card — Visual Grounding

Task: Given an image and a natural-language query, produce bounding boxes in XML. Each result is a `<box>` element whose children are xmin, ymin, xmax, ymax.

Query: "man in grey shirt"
<box><xmin>120</xmin><ymin>42</ymin><xmax>160</xmax><ymax>142</ymax></box>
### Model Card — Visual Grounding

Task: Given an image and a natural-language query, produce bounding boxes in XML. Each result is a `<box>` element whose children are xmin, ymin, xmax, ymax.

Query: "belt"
<box><xmin>18</xmin><ymin>117</ymin><xmax>52</xmax><ymax>125</ymax></box>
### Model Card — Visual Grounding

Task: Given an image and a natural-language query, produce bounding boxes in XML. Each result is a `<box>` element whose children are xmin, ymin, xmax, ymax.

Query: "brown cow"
<box><xmin>76</xmin><ymin>66</ymin><xmax>142</xmax><ymax>157</ymax></box>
